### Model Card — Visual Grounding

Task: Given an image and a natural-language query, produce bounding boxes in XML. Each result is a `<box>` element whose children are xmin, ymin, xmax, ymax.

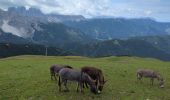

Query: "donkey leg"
<box><xmin>80</xmin><ymin>82</ymin><xmax>84</xmax><ymax>93</ymax></box>
<box><xmin>58</xmin><ymin>76</ymin><xmax>63</xmax><ymax>92</ymax></box>
<box><xmin>54</xmin><ymin>73</ymin><xmax>58</xmax><ymax>80</ymax></box>
<box><xmin>85</xmin><ymin>82</ymin><xmax>89</xmax><ymax>88</ymax></box>
<box><xmin>51</xmin><ymin>74</ymin><xmax>53</xmax><ymax>80</ymax></box>
<box><xmin>96</xmin><ymin>81</ymin><xmax>98</xmax><ymax>89</ymax></box>
<box><xmin>64</xmin><ymin>80</ymin><xmax>69</xmax><ymax>92</ymax></box>
<box><xmin>77</xmin><ymin>82</ymin><xmax>80</xmax><ymax>92</ymax></box>
<box><xmin>150</xmin><ymin>78</ymin><xmax>154</xmax><ymax>85</ymax></box>
<box><xmin>82</xmin><ymin>82</ymin><xmax>85</xmax><ymax>88</ymax></box>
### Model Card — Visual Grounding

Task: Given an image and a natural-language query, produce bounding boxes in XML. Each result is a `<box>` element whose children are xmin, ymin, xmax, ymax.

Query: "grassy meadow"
<box><xmin>0</xmin><ymin>55</ymin><xmax>170</xmax><ymax>100</ymax></box>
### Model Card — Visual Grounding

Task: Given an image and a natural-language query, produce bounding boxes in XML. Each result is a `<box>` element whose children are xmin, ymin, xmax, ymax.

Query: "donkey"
<box><xmin>58</xmin><ymin>68</ymin><xmax>98</xmax><ymax>94</ymax></box>
<box><xmin>137</xmin><ymin>69</ymin><xmax>164</xmax><ymax>88</ymax></box>
<box><xmin>81</xmin><ymin>66</ymin><xmax>106</xmax><ymax>92</ymax></box>
<box><xmin>50</xmin><ymin>64</ymin><xmax>72</xmax><ymax>80</ymax></box>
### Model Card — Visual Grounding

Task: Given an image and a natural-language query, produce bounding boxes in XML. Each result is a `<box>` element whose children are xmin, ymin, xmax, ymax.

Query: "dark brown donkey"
<box><xmin>81</xmin><ymin>66</ymin><xmax>106</xmax><ymax>92</ymax></box>
<box><xmin>50</xmin><ymin>64</ymin><xmax>72</xmax><ymax>80</ymax></box>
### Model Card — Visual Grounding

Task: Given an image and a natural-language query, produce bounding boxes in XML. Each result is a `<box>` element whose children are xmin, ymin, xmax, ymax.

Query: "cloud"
<box><xmin>0</xmin><ymin>0</ymin><xmax>170</xmax><ymax>22</ymax></box>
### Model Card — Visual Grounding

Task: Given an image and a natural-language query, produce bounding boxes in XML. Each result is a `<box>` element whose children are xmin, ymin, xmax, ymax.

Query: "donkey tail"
<box><xmin>58</xmin><ymin>75</ymin><xmax>61</xmax><ymax>91</ymax></box>
<box><xmin>58</xmin><ymin>75</ymin><xmax>61</xmax><ymax>86</ymax></box>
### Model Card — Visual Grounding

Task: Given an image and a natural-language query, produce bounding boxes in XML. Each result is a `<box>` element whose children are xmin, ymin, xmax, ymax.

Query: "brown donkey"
<box><xmin>81</xmin><ymin>66</ymin><xmax>106</xmax><ymax>92</ymax></box>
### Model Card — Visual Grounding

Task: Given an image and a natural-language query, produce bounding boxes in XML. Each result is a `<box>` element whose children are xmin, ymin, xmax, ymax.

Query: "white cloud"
<box><xmin>145</xmin><ymin>10</ymin><xmax>152</xmax><ymax>15</ymax></box>
<box><xmin>0</xmin><ymin>0</ymin><xmax>170</xmax><ymax>22</ymax></box>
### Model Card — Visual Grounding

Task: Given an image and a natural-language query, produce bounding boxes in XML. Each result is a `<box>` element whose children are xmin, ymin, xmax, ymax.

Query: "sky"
<box><xmin>0</xmin><ymin>0</ymin><xmax>170</xmax><ymax>22</ymax></box>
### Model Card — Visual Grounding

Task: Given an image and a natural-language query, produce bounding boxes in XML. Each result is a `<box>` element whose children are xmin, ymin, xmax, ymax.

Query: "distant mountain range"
<box><xmin>1</xmin><ymin>6</ymin><xmax>170</xmax><ymax>61</ymax></box>
<box><xmin>65</xmin><ymin>18</ymin><xmax>170</xmax><ymax>39</ymax></box>
<box><xmin>0</xmin><ymin>6</ymin><xmax>85</xmax><ymax>38</ymax></box>
<box><xmin>1</xmin><ymin>6</ymin><xmax>170</xmax><ymax>40</ymax></box>
<box><xmin>7</xmin><ymin>6</ymin><xmax>85</xmax><ymax>22</ymax></box>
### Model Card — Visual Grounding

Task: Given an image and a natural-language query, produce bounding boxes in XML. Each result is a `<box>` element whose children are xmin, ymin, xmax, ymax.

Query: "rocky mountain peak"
<box><xmin>8</xmin><ymin>6</ymin><xmax>43</xmax><ymax>17</ymax></box>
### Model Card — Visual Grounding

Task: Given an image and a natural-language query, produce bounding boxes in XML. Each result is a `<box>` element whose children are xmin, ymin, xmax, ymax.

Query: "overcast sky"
<box><xmin>0</xmin><ymin>0</ymin><xmax>170</xmax><ymax>22</ymax></box>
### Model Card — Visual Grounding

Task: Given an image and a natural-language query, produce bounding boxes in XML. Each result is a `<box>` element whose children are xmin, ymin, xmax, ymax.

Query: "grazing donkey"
<box><xmin>50</xmin><ymin>64</ymin><xmax>72</xmax><ymax>80</ymax></box>
<box><xmin>81</xmin><ymin>66</ymin><xmax>106</xmax><ymax>92</ymax></box>
<box><xmin>58</xmin><ymin>68</ymin><xmax>98</xmax><ymax>94</ymax></box>
<box><xmin>137</xmin><ymin>69</ymin><xmax>164</xmax><ymax>88</ymax></box>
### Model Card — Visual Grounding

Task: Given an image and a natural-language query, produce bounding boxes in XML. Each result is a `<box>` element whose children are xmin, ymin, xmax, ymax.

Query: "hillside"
<box><xmin>131</xmin><ymin>35</ymin><xmax>170</xmax><ymax>54</ymax></box>
<box><xmin>0</xmin><ymin>29</ymin><xmax>32</xmax><ymax>44</ymax></box>
<box><xmin>67</xmin><ymin>38</ymin><xmax>170</xmax><ymax>61</ymax></box>
<box><xmin>1</xmin><ymin>35</ymin><xmax>170</xmax><ymax>61</ymax></box>
<box><xmin>0</xmin><ymin>43</ymin><xmax>71</xmax><ymax>58</ymax></box>
<box><xmin>0</xmin><ymin>55</ymin><xmax>170</xmax><ymax>100</ymax></box>
<box><xmin>65</xmin><ymin>18</ymin><xmax>170</xmax><ymax>39</ymax></box>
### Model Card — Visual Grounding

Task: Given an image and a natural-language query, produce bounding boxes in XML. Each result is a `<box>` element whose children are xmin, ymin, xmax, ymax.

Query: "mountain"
<box><xmin>32</xmin><ymin>22</ymin><xmax>92</xmax><ymax>48</ymax></box>
<box><xmin>65</xmin><ymin>18</ymin><xmax>170</xmax><ymax>40</ymax></box>
<box><xmin>0</xmin><ymin>6</ymin><xmax>85</xmax><ymax>39</ymax></box>
<box><xmin>131</xmin><ymin>35</ymin><xmax>170</xmax><ymax>54</ymax></box>
<box><xmin>0</xmin><ymin>21</ymin><xmax>91</xmax><ymax>47</ymax></box>
<box><xmin>7</xmin><ymin>6</ymin><xmax>85</xmax><ymax>22</ymax></box>
<box><xmin>0</xmin><ymin>6</ymin><xmax>89</xmax><ymax>47</ymax></box>
<box><xmin>0</xmin><ymin>29</ymin><xmax>32</xmax><ymax>44</ymax></box>
<box><xmin>2</xmin><ymin>6</ymin><xmax>170</xmax><ymax>40</ymax></box>
<box><xmin>68</xmin><ymin>38</ymin><xmax>170</xmax><ymax>61</ymax></box>
<box><xmin>0</xmin><ymin>8</ymin><xmax>43</xmax><ymax>38</ymax></box>
<box><xmin>1</xmin><ymin>6</ymin><xmax>170</xmax><ymax>61</ymax></box>
<box><xmin>8</xmin><ymin>6</ymin><xmax>44</xmax><ymax>17</ymax></box>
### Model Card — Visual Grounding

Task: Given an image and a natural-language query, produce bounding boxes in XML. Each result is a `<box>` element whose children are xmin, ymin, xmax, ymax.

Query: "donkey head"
<box><xmin>98</xmin><ymin>74</ymin><xmax>107</xmax><ymax>91</ymax></box>
<box><xmin>157</xmin><ymin>75</ymin><xmax>164</xmax><ymax>88</ymax></box>
<box><xmin>159</xmin><ymin>78</ymin><xmax>164</xmax><ymax>88</ymax></box>
<box><xmin>98</xmin><ymin>81</ymin><xmax>107</xmax><ymax>91</ymax></box>
<box><xmin>83</xmin><ymin>73</ymin><xmax>98</xmax><ymax>94</ymax></box>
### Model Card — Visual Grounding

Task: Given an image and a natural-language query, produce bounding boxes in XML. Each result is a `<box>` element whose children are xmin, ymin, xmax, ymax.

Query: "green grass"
<box><xmin>0</xmin><ymin>55</ymin><xmax>170</xmax><ymax>100</ymax></box>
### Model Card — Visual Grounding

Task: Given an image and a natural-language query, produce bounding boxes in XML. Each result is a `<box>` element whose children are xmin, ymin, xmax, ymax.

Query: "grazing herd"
<box><xmin>50</xmin><ymin>65</ymin><xmax>165</xmax><ymax>94</ymax></box>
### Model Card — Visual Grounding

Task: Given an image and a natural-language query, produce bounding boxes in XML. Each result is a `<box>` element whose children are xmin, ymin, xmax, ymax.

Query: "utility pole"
<box><xmin>45</xmin><ymin>46</ymin><xmax>48</xmax><ymax>56</ymax></box>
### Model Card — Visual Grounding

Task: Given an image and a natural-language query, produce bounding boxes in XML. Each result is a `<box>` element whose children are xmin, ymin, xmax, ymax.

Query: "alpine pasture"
<box><xmin>0</xmin><ymin>55</ymin><xmax>170</xmax><ymax>100</ymax></box>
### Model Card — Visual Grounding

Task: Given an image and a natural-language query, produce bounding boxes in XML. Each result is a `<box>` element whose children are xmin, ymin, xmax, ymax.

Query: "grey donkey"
<box><xmin>58</xmin><ymin>68</ymin><xmax>98</xmax><ymax>94</ymax></box>
<box><xmin>137</xmin><ymin>69</ymin><xmax>164</xmax><ymax>88</ymax></box>
<box><xmin>50</xmin><ymin>64</ymin><xmax>72</xmax><ymax>80</ymax></box>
